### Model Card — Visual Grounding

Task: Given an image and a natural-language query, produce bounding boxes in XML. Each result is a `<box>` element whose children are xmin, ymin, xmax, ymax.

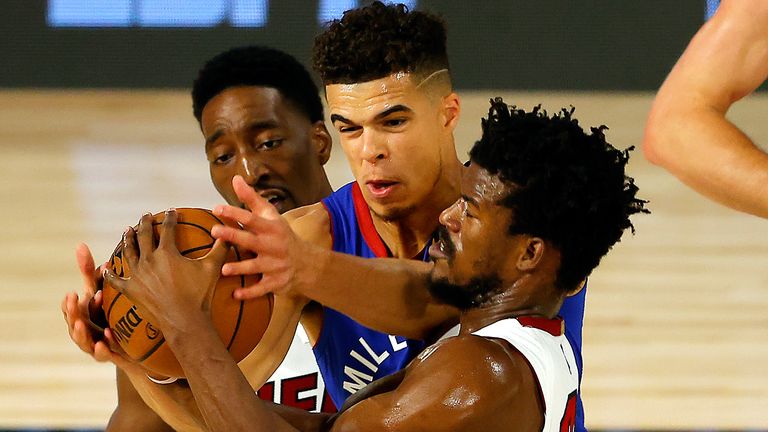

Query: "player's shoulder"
<box><xmin>414</xmin><ymin>333</ymin><xmax>538</xmax><ymax>399</ymax></box>
<box><xmin>282</xmin><ymin>202</ymin><xmax>332</xmax><ymax>249</ymax></box>
<box><xmin>394</xmin><ymin>334</ymin><xmax>542</xmax><ymax>429</ymax></box>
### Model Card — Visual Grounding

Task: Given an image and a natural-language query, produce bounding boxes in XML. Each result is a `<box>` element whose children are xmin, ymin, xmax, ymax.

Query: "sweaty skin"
<box><xmin>643</xmin><ymin>0</ymin><xmax>768</xmax><ymax>218</ymax></box>
<box><xmin>217</xmin><ymin>73</ymin><xmax>465</xmax><ymax>346</ymax></box>
<box><xmin>62</xmin><ymin>72</ymin><xmax>462</xmax><ymax>430</ymax></box>
<box><xmin>103</xmin><ymin>163</ymin><xmax>559</xmax><ymax>431</ymax></box>
<box><xmin>61</xmin><ymin>84</ymin><xmax>334</xmax><ymax>431</ymax></box>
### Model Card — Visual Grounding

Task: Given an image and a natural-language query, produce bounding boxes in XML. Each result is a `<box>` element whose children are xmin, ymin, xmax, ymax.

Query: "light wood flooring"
<box><xmin>0</xmin><ymin>90</ymin><xmax>766</xmax><ymax>430</ymax></box>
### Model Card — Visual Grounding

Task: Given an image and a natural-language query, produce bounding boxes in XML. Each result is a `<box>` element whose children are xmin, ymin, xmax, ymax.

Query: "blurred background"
<box><xmin>1</xmin><ymin>0</ymin><xmax>767</xmax><ymax>430</ymax></box>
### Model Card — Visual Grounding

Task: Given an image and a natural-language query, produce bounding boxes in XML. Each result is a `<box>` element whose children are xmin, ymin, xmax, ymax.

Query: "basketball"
<box><xmin>100</xmin><ymin>208</ymin><xmax>273</xmax><ymax>379</ymax></box>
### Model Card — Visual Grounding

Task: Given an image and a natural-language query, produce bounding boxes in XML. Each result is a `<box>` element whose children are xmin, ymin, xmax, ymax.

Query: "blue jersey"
<box><xmin>562</xmin><ymin>283</ymin><xmax>587</xmax><ymax>431</ymax></box>
<box><xmin>316</xmin><ymin>182</ymin><xmax>427</xmax><ymax>408</ymax></box>
<box><xmin>317</xmin><ymin>182</ymin><xmax>587</xmax><ymax>431</ymax></box>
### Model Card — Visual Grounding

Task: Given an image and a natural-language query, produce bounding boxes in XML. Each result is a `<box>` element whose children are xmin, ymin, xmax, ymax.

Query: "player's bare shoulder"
<box><xmin>394</xmin><ymin>334</ymin><xmax>543</xmax><ymax>431</ymax></box>
<box><xmin>282</xmin><ymin>202</ymin><xmax>333</xmax><ymax>249</ymax></box>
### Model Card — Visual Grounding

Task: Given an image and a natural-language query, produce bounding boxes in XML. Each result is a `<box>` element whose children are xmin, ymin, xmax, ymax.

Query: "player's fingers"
<box><xmin>62</xmin><ymin>291</ymin><xmax>76</xmax><ymax>317</ymax></box>
<box><xmin>210</xmin><ymin>224</ymin><xmax>270</xmax><ymax>254</ymax></box>
<box><xmin>87</xmin><ymin>290</ymin><xmax>106</xmax><ymax>329</ymax></box>
<box><xmin>213</xmin><ymin>204</ymin><xmax>272</xmax><ymax>234</ymax></box>
<box><xmin>233</xmin><ymin>282</ymin><xmax>273</xmax><ymax>300</ymax></box>
<box><xmin>221</xmin><ymin>255</ymin><xmax>288</xmax><ymax>277</ymax></box>
<box><xmin>60</xmin><ymin>294</ymin><xmax>69</xmax><ymax>321</ymax></box>
<box><xmin>103</xmin><ymin>268</ymin><xmax>129</xmax><ymax>295</ymax></box>
<box><xmin>65</xmin><ymin>293</ymin><xmax>82</xmax><ymax>328</ymax></box>
<box><xmin>233</xmin><ymin>271</ymin><xmax>290</xmax><ymax>299</ymax></box>
<box><xmin>158</xmin><ymin>209</ymin><xmax>178</xmax><ymax>252</ymax></box>
<box><xmin>75</xmin><ymin>243</ymin><xmax>98</xmax><ymax>296</ymax></box>
<box><xmin>232</xmin><ymin>175</ymin><xmax>280</xmax><ymax>221</ymax></box>
<box><xmin>92</xmin><ymin>340</ymin><xmax>116</xmax><ymax>363</ymax></box>
<box><xmin>137</xmin><ymin>212</ymin><xmax>155</xmax><ymax>256</ymax></box>
<box><xmin>221</xmin><ymin>258</ymin><xmax>262</xmax><ymax>276</ymax></box>
<box><xmin>72</xmin><ymin>320</ymin><xmax>95</xmax><ymax>355</ymax></box>
<box><xmin>103</xmin><ymin>328</ymin><xmax>127</xmax><ymax>356</ymax></box>
<box><xmin>122</xmin><ymin>227</ymin><xmax>139</xmax><ymax>267</ymax></box>
<box><xmin>204</xmin><ymin>238</ymin><xmax>230</xmax><ymax>269</ymax></box>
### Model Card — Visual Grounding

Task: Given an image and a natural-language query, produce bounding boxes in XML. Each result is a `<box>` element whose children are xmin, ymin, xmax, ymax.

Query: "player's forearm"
<box><xmin>298</xmin><ymin>245</ymin><xmax>458</xmax><ymax>340</ymax></box>
<box><xmin>644</xmin><ymin>103</ymin><xmax>768</xmax><ymax>218</ymax></box>
<box><xmin>163</xmin><ymin>315</ymin><xmax>324</xmax><ymax>432</ymax></box>
<box><xmin>643</xmin><ymin>0</ymin><xmax>768</xmax><ymax>218</ymax></box>
<box><xmin>664</xmin><ymin>0</ymin><xmax>768</xmax><ymax>107</ymax></box>
<box><xmin>108</xmin><ymin>368</ymin><xmax>180</xmax><ymax>432</ymax></box>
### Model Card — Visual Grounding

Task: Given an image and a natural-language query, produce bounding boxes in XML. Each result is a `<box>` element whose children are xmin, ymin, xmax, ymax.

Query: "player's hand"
<box><xmin>103</xmin><ymin>210</ymin><xmax>230</xmax><ymax>331</ymax></box>
<box><xmin>62</xmin><ymin>243</ymin><xmax>136</xmax><ymax>370</ymax></box>
<box><xmin>211</xmin><ymin>175</ymin><xmax>312</xmax><ymax>300</ymax></box>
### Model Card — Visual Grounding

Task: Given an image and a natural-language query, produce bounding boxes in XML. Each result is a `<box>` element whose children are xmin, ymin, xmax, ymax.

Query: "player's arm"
<box><xmin>157</xmin><ymin>308</ymin><xmax>333</xmax><ymax>432</ymax></box>
<box><xmin>236</xmin><ymin>201</ymin><xmax>330</xmax><ymax>387</ymax></box>
<box><xmin>106</xmin><ymin>369</ymin><xmax>176</xmax><ymax>432</ymax></box>
<box><xmin>102</xmin><ymin>211</ymin><xmax>332</xmax><ymax>431</ymax></box>
<box><xmin>212</xmin><ymin>176</ymin><xmax>459</xmax><ymax>341</ymax></box>
<box><xmin>331</xmin><ymin>335</ymin><xmax>541</xmax><ymax>431</ymax></box>
<box><xmin>643</xmin><ymin>0</ymin><xmax>768</xmax><ymax>218</ymax></box>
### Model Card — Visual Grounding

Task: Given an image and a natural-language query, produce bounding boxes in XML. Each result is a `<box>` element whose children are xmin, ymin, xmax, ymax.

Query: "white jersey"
<box><xmin>259</xmin><ymin>324</ymin><xmax>333</xmax><ymax>412</ymax></box>
<box><xmin>472</xmin><ymin>317</ymin><xmax>579</xmax><ymax>432</ymax></box>
<box><xmin>147</xmin><ymin>324</ymin><xmax>333</xmax><ymax>413</ymax></box>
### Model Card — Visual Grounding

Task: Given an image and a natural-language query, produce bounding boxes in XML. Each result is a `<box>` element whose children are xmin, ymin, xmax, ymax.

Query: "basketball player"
<box><xmin>643</xmin><ymin>0</ymin><xmax>768</xmax><ymax>218</ymax></box>
<box><xmin>71</xmin><ymin>3</ymin><xmax>588</xmax><ymax>429</ymax></box>
<box><xmin>253</xmin><ymin>3</ymin><xmax>588</xmax><ymax>428</ymax></box>
<box><xmin>105</xmin><ymin>99</ymin><xmax>647</xmax><ymax>431</ymax></box>
<box><xmin>62</xmin><ymin>46</ymin><xmax>336</xmax><ymax>430</ymax></box>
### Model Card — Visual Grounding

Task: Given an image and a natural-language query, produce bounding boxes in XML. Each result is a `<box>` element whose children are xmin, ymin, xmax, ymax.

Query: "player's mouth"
<box><xmin>257</xmin><ymin>188</ymin><xmax>290</xmax><ymax>213</ymax></box>
<box><xmin>365</xmin><ymin>180</ymin><xmax>399</xmax><ymax>199</ymax></box>
<box><xmin>429</xmin><ymin>227</ymin><xmax>455</xmax><ymax>261</ymax></box>
<box><xmin>428</xmin><ymin>241</ymin><xmax>447</xmax><ymax>260</ymax></box>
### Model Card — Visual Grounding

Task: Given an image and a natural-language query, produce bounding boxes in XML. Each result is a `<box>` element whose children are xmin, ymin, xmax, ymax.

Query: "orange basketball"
<box><xmin>100</xmin><ymin>208</ymin><xmax>272</xmax><ymax>379</ymax></box>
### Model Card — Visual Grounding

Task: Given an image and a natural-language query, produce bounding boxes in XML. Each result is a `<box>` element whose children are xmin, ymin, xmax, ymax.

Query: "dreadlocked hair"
<box><xmin>470</xmin><ymin>98</ymin><xmax>649</xmax><ymax>291</ymax></box>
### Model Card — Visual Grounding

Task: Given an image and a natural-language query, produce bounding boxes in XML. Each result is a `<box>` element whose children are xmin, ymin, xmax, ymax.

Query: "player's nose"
<box><xmin>439</xmin><ymin>200</ymin><xmax>461</xmax><ymax>232</ymax></box>
<box><xmin>360</xmin><ymin>132</ymin><xmax>388</xmax><ymax>163</ymax></box>
<box><xmin>236</xmin><ymin>153</ymin><xmax>270</xmax><ymax>186</ymax></box>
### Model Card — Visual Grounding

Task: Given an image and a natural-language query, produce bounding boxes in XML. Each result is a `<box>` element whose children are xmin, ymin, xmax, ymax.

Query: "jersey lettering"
<box><xmin>559</xmin><ymin>390</ymin><xmax>578</xmax><ymax>432</ymax></box>
<box><xmin>389</xmin><ymin>335</ymin><xmax>408</xmax><ymax>351</ymax></box>
<box><xmin>342</xmin><ymin>366</ymin><xmax>374</xmax><ymax>394</ymax></box>
<box><xmin>342</xmin><ymin>335</ymin><xmax>405</xmax><ymax>394</ymax></box>
<box><xmin>282</xmin><ymin>373</ymin><xmax>319</xmax><ymax>411</ymax></box>
<box><xmin>256</xmin><ymin>372</ymin><xmax>337</xmax><ymax>413</ymax></box>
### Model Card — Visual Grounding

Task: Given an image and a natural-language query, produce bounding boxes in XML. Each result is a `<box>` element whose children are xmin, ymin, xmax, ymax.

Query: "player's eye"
<box><xmin>213</xmin><ymin>153</ymin><xmax>233</xmax><ymax>164</ymax></box>
<box><xmin>339</xmin><ymin>125</ymin><xmax>362</xmax><ymax>134</ymax></box>
<box><xmin>384</xmin><ymin>118</ymin><xmax>407</xmax><ymax>128</ymax></box>
<box><xmin>259</xmin><ymin>139</ymin><xmax>284</xmax><ymax>150</ymax></box>
<box><xmin>459</xmin><ymin>199</ymin><xmax>475</xmax><ymax>219</ymax></box>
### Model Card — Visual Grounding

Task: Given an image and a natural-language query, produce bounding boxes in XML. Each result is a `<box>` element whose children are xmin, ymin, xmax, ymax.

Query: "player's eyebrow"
<box><xmin>330</xmin><ymin>113</ymin><xmax>353</xmax><ymax>125</ymax></box>
<box><xmin>205</xmin><ymin>130</ymin><xmax>225</xmax><ymax>147</ymax></box>
<box><xmin>374</xmin><ymin>104</ymin><xmax>412</xmax><ymax>120</ymax></box>
<box><xmin>205</xmin><ymin>120</ymin><xmax>279</xmax><ymax>147</ymax></box>
<box><xmin>247</xmin><ymin>119</ymin><xmax>279</xmax><ymax>133</ymax></box>
<box><xmin>461</xmin><ymin>194</ymin><xmax>480</xmax><ymax>208</ymax></box>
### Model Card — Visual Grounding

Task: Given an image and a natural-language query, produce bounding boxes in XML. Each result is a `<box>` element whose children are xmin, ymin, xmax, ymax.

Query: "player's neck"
<box><xmin>458</xmin><ymin>280</ymin><xmax>566</xmax><ymax>335</ymax></box>
<box><xmin>372</xmin><ymin>160</ymin><xmax>462</xmax><ymax>258</ymax></box>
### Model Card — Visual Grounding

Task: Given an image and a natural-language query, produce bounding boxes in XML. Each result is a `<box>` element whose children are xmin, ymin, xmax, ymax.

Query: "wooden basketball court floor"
<box><xmin>0</xmin><ymin>90</ymin><xmax>766</xmax><ymax>430</ymax></box>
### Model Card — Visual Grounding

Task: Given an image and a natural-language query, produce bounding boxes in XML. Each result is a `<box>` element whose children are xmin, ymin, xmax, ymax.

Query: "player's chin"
<box><xmin>428</xmin><ymin>259</ymin><xmax>450</xmax><ymax>283</ymax></box>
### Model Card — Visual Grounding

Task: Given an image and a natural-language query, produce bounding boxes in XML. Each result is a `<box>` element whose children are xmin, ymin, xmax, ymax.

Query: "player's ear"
<box><xmin>441</xmin><ymin>92</ymin><xmax>461</xmax><ymax>131</ymax></box>
<box><xmin>311</xmin><ymin>121</ymin><xmax>332</xmax><ymax>165</ymax></box>
<box><xmin>517</xmin><ymin>237</ymin><xmax>546</xmax><ymax>272</ymax></box>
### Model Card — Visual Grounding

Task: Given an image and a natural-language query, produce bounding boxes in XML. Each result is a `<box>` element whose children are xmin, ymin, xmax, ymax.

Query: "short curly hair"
<box><xmin>192</xmin><ymin>46</ymin><xmax>324</xmax><ymax>124</ymax></box>
<box><xmin>312</xmin><ymin>1</ymin><xmax>450</xmax><ymax>84</ymax></box>
<box><xmin>470</xmin><ymin>98</ymin><xmax>649</xmax><ymax>292</ymax></box>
